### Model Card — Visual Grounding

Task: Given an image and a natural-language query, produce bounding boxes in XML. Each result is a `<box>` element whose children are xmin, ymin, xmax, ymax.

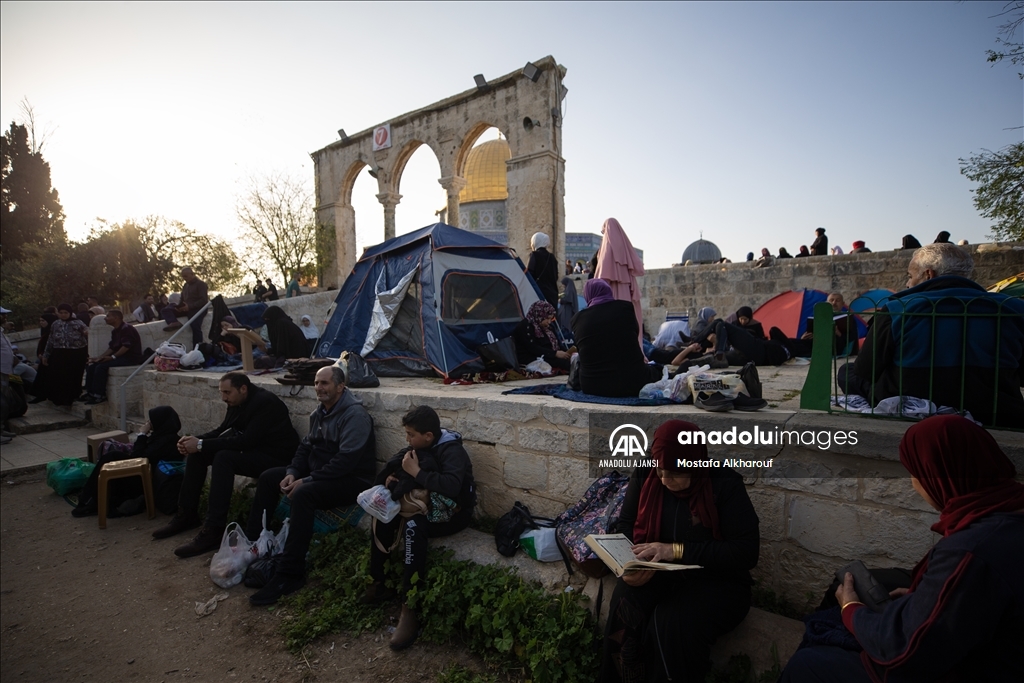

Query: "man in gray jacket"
<box><xmin>246</xmin><ymin>365</ymin><xmax>375</xmax><ymax>605</ymax></box>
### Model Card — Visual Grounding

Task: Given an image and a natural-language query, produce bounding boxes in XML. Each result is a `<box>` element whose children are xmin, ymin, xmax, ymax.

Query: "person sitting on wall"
<box><xmin>836</xmin><ymin>243</ymin><xmax>1024</xmax><ymax>427</ymax></box>
<box><xmin>132</xmin><ymin>293</ymin><xmax>160</xmax><ymax>323</ymax></box>
<box><xmin>81</xmin><ymin>309</ymin><xmax>143</xmax><ymax>405</ymax></box>
<box><xmin>245</xmin><ymin>365</ymin><xmax>375</xmax><ymax>605</ymax></box>
<box><xmin>361</xmin><ymin>405</ymin><xmax>476</xmax><ymax>650</ymax></box>
<box><xmin>796</xmin><ymin>245</ymin><xmax>811</xmax><ymax>257</ymax></box>
<box><xmin>152</xmin><ymin>372</ymin><xmax>300</xmax><ymax>557</ymax></box>
<box><xmin>850</xmin><ymin>240</ymin><xmax>872</xmax><ymax>253</ymax></box>
<box><xmin>252</xmin><ymin>279</ymin><xmax>268</xmax><ymax>304</ymax></box>
<box><xmin>262</xmin><ymin>305</ymin><xmax>309</xmax><ymax>362</ymax></box>
<box><xmin>754</xmin><ymin>248</ymin><xmax>775</xmax><ymax>268</ymax></box>
<box><xmin>779</xmin><ymin>415</ymin><xmax>1024</xmax><ymax>683</ymax></box>
<box><xmin>572</xmin><ymin>279</ymin><xmax>661</xmax><ymax>397</ymax></box>
<box><xmin>513</xmin><ymin>300</ymin><xmax>571</xmax><ymax>372</ymax></box>
<box><xmin>778</xmin><ymin>247</ymin><xmax>794</xmax><ymax>259</ymax></box>
<box><xmin>262</xmin><ymin>279</ymin><xmax>279</xmax><ymax>301</ymax></box>
<box><xmin>161</xmin><ymin>267</ymin><xmax>209</xmax><ymax>347</ymax></box>
<box><xmin>599</xmin><ymin>419</ymin><xmax>760</xmax><ymax>683</ymax></box>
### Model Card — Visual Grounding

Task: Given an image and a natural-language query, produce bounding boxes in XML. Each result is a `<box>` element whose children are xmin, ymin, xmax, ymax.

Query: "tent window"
<box><xmin>441</xmin><ymin>272</ymin><xmax>523</xmax><ymax>324</ymax></box>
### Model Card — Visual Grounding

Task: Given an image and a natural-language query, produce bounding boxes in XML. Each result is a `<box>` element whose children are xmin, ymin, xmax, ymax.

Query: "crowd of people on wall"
<box><xmin>745</xmin><ymin>227</ymin><xmax>971</xmax><ymax>264</ymax></box>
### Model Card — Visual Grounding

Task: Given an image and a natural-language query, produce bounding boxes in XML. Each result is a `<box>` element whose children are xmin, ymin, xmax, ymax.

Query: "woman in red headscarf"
<box><xmin>599</xmin><ymin>420</ymin><xmax>760</xmax><ymax>683</ymax></box>
<box><xmin>780</xmin><ymin>415</ymin><xmax>1024</xmax><ymax>683</ymax></box>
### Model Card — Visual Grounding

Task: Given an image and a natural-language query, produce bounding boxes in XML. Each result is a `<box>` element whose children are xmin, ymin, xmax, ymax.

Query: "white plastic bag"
<box><xmin>519</xmin><ymin>527</ymin><xmax>561</xmax><ymax>562</ymax></box>
<box><xmin>156</xmin><ymin>341</ymin><xmax>187</xmax><ymax>359</ymax></box>
<box><xmin>254</xmin><ymin>510</ymin><xmax>276</xmax><ymax>559</ymax></box>
<box><xmin>209</xmin><ymin>523</ymin><xmax>256</xmax><ymax>588</ymax></box>
<box><xmin>179</xmin><ymin>348</ymin><xmax>205</xmax><ymax>369</ymax></box>
<box><xmin>525</xmin><ymin>357</ymin><xmax>552</xmax><ymax>374</ymax></box>
<box><xmin>686</xmin><ymin>371</ymin><xmax>747</xmax><ymax>400</ymax></box>
<box><xmin>639</xmin><ymin>364</ymin><xmax>709</xmax><ymax>402</ymax></box>
<box><xmin>357</xmin><ymin>484</ymin><xmax>400</xmax><ymax>523</ymax></box>
<box><xmin>273</xmin><ymin>517</ymin><xmax>290</xmax><ymax>556</ymax></box>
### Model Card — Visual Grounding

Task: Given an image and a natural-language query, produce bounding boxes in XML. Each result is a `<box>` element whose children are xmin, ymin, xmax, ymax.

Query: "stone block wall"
<box><xmin>88</xmin><ymin>372</ymin><xmax>1024</xmax><ymax>609</ymax></box>
<box><xmin>640</xmin><ymin>243</ymin><xmax>1024</xmax><ymax>334</ymax></box>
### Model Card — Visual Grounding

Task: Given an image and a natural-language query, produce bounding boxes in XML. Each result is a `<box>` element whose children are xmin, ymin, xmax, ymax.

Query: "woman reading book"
<box><xmin>599</xmin><ymin>419</ymin><xmax>760</xmax><ymax>683</ymax></box>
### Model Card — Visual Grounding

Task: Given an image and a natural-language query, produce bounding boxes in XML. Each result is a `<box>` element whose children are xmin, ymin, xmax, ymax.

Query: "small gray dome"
<box><xmin>682</xmin><ymin>239</ymin><xmax>722</xmax><ymax>265</ymax></box>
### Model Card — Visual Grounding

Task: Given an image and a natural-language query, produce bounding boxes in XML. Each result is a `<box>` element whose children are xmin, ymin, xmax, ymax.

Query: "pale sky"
<box><xmin>2</xmin><ymin>1</ymin><xmax>1021</xmax><ymax>271</ymax></box>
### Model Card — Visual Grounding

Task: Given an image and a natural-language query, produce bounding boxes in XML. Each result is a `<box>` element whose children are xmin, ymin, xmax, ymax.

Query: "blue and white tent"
<box><xmin>318</xmin><ymin>223</ymin><xmax>543</xmax><ymax>377</ymax></box>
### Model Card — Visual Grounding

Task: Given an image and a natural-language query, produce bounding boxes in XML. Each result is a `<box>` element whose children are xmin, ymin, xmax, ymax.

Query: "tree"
<box><xmin>959</xmin><ymin>143</ymin><xmax>1024</xmax><ymax>241</ymax></box>
<box><xmin>987</xmin><ymin>1</ymin><xmax>1024</xmax><ymax>79</ymax></box>
<box><xmin>1</xmin><ymin>121</ymin><xmax>66</xmax><ymax>261</ymax></box>
<box><xmin>236</xmin><ymin>174</ymin><xmax>318</xmax><ymax>284</ymax></box>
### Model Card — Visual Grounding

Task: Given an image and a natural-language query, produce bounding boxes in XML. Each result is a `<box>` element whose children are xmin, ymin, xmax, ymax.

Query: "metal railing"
<box><xmin>117</xmin><ymin>301</ymin><xmax>211</xmax><ymax>431</ymax></box>
<box><xmin>800</xmin><ymin>293</ymin><xmax>1024</xmax><ymax>431</ymax></box>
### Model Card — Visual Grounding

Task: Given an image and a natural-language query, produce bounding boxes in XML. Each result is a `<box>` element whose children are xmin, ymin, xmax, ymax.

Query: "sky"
<box><xmin>2</xmin><ymin>1</ymin><xmax>1021</xmax><ymax>272</ymax></box>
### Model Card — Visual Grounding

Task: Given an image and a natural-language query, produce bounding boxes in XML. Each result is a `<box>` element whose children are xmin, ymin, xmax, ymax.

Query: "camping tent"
<box><xmin>753</xmin><ymin>288</ymin><xmax>868</xmax><ymax>342</ymax></box>
<box><xmin>318</xmin><ymin>223</ymin><xmax>543</xmax><ymax>377</ymax></box>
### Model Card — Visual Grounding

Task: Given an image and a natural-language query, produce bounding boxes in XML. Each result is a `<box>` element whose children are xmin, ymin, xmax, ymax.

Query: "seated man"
<box><xmin>132</xmin><ymin>293</ymin><xmax>159</xmax><ymax>323</ymax></box>
<box><xmin>152</xmin><ymin>372</ymin><xmax>300</xmax><ymax>556</ymax></box>
<box><xmin>245</xmin><ymin>365</ymin><xmax>375</xmax><ymax>605</ymax></box>
<box><xmin>82</xmin><ymin>309</ymin><xmax>143</xmax><ymax>405</ymax></box>
<box><xmin>769</xmin><ymin>292</ymin><xmax>858</xmax><ymax>357</ymax></box>
<box><xmin>836</xmin><ymin>243</ymin><xmax>1024</xmax><ymax>427</ymax></box>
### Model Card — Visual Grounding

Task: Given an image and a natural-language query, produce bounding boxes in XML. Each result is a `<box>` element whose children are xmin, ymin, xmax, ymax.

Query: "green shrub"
<box><xmin>278</xmin><ymin>525</ymin><xmax>598</xmax><ymax>683</ymax></box>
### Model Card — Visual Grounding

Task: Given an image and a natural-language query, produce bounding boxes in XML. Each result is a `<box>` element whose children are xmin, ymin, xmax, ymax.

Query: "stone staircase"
<box><xmin>7</xmin><ymin>402</ymin><xmax>91</xmax><ymax>435</ymax></box>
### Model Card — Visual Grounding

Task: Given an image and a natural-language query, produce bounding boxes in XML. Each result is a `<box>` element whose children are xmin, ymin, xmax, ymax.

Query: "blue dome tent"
<box><xmin>318</xmin><ymin>223</ymin><xmax>543</xmax><ymax>377</ymax></box>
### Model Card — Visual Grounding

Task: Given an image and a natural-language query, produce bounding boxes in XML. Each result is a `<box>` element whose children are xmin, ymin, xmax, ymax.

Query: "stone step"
<box><xmin>7</xmin><ymin>402</ymin><xmax>90</xmax><ymax>435</ymax></box>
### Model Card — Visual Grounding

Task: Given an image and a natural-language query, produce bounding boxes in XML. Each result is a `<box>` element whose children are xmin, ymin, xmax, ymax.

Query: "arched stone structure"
<box><xmin>312</xmin><ymin>55</ymin><xmax>567</xmax><ymax>286</ymax></box>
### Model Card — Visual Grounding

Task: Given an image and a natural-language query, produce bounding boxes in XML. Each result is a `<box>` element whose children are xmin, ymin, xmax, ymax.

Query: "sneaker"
<box><xmin>249</xmin><ymin>573</ymin><xmax>305</xmax><ymax>606</ymax></box>
<box><xmin>358</xmin><ymin>581</ymin><xmax>397</xmax><ymax>605</ymax></box>
<box><xmin>694</xmin><ymin>391</ymin><xmax>734</xmax><ymax>412</ymax></box>
<box><xmin>709</xmin><ymin>355</ymin><xmax>730</xmax><ymax>369</ymax></box>
<box><xmin>173</xmin><ymin>526</ymin><xmax>225</xmax><ymax>558</ymax></box>
<box><xmin>733</xmin><ymin>394</ymin><xmax>768</xmax><ymax>412</ymax></box>
<box><xmin>390</xmin><ymin>604</ymin><xmax>420</xmax><ymax>650</ymax></box>
<box><xmin>152</xmin><ymin>509</ymin><xmax>202</xmax><ymax>539</ymax></box>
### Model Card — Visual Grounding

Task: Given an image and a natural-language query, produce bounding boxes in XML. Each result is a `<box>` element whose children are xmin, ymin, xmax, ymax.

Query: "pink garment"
<box><xmin>594</xmin><ymin>218</ymin><xmax>645</xmax><ymax>350</ymax></box>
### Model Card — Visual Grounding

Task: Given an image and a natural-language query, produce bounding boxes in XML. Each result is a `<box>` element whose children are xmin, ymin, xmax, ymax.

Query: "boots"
<box><xmin>358</xmin><ymin>581</ymin><xmax>397</xmax><ymax>605</ymax></box>
<box><xmin>173</xmin><ymin>525</ymin><xmax>225</xmax><ymax>558</ymax></box>
<box><xmin>152</xmin><ymin>508</ymin><xmax>202</xmax><ymax>539</ymax></box>
<box><xmin>390</xmin><ymin>604</ymin><xmax>420</xmax><ymax>650</ymax></box>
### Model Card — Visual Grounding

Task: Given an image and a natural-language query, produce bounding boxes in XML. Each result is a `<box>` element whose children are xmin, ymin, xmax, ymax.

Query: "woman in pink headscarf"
<box><xmin>594</xmin><ymin>218</ymin><xmax>645</xmax><ymax>351</ymax></box>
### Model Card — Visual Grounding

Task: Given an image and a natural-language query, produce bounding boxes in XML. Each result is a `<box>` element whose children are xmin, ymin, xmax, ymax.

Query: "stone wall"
<box><xmin>640</xmin><ymin>242</ymin><xmax>1024</xmax><ymax>334</ymax></box>
<box><xmin>89</xmin><ymin>372</ymin><xmax>1024</xmax><ymax>610</ymax></box>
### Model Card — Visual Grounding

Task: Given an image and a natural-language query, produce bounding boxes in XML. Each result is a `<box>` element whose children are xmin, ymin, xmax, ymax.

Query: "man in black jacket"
<box><xmin>245</xmin><ymin>365</ymin><xmax>375</xmax><ymax>605</ymax></box>
<box><xmin>809</xmin><ymin>227</ymin><xmax>828</xmax><ymax>256</ymax></box>
<box><xmin>152</xmin><ymin>372</ymin><xmax>300</xmax><ymax>557</ymax></box>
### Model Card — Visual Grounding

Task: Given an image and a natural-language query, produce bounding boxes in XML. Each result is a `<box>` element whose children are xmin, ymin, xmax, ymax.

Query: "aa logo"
<box><xmin>609</xmin><ymin>424</ymin><xmax>648</xmax><ymax>458</ymax></box>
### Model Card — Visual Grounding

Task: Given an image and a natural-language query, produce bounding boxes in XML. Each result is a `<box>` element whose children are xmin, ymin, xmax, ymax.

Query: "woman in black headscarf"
<box><xmin>899</xmin><ymin>235</ymin><xmax>922</xmax><ymax>250</ymax></box>
<box><xmin>72</xmin><ymin>406</ymin><xmax>183</xmax><ymax>517</ymax></box>
<box><xmin>43</xmin><ymin>303</ymin><xmax>90</xmax><ymax>406</ymax></box>
<box><xmin>556</xmin><ymin>277</ymin><xmax>579</xmax><ymax>334</ymax></box>
<box><xmin>933</xmin><ymin>231</ymin><xmax>951</xmax><ymax>244</ymax></box>
<box><xmin>29</xmin><ymin>313</ymin><xmax>59</xmax><ymax>403</ymax></box>
<box><xmin>527</xmin><ymin>232</ymin><xmax>559</xmax><ymax>307</ymax></box>
<box><xmin>262</xmin><ymin>306</ymin><xmax>309</xmax><ymax>360</ymax></box>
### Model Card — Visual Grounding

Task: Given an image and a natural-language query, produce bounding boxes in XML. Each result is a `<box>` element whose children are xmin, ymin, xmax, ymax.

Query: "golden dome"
<box><xmin>459</xmin><ymin>138</ymin><xmax>510</xmax><ymax>204</ymax></box>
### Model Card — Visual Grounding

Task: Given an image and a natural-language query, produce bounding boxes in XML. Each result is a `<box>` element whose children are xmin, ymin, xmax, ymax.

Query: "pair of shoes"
<box><xmin>0</xmin><ymin>435</ymin><xmax>11</xmax><ymax>445</ymax></box>
<box><xmin>1</xmin><ymin>429</ymin><xmax>15</xmax><ymax>438</ymax></box>
<box><xmin>709</xmin><ymin>354</ymin><xmax>730</xmax><ymax>369</ymax></box>
<box><xmin>174</xmin><ymin>525</ymin><xmax>225</xmax><ymax>558</ymax></box>
<box><xmin>694</xmin><ymin>391</ymin><xmax>734</xmax><ymax>412</ymax></box>
<box><xmin>390</xmin><ymin>604</ymin><xmax>420</xmax><ymax>650</ymax></box>
<box><xmin>78</xmin><ymin>393</ymin><xmax>93</xmax><ymax>402</ymax></box>
<box><xmin>28</xmin><ymin>396</ymin><xmax>47</xmax><ymax>404</ymax></box>
<box><xmin>84</xmin><ymin>395</ymin><xmax>107</xmax><ymax>405</ymax></box>
<box><xmin>358</xmin><ymin>581</ymin><xmax>397</xmax><ymax>605</ymax></box>
<box><xmin>733</xmin><ymin>394</ymin><xmax>767</xmax><ymax>411</ymax></box>
<box><xmin>152</xmin><ymin>508</ymin><xmax>202</xmax><ymax>539</ymax></box>
<box><xmin>249</xmin><ymin>573</ymin><xmax>305</xmax><ymax>606</ymax></box>
<box><xmin>163</xmin><ymin>322</ymin><xmax>183</xmax><ymax>331</ymax></box>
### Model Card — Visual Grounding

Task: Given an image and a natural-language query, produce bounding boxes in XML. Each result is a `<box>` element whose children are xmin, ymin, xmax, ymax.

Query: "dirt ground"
<box><xmin>0</xmin><ymin>470</ymin><xmax>488</xmax><ymax>683</ymax></box>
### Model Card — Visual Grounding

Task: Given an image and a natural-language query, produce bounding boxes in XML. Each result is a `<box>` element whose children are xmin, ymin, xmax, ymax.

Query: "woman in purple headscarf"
<box><xmin>571</xmin><ymin>279</ymin><xmax>661</xmax><ymax>397</ymax></box>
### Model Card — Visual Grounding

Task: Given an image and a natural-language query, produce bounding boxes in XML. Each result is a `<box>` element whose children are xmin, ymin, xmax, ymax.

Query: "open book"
<box><xmin>585</xmin><ymin>534</ymin><xmax>702</xmax><ymax>577</ymax></box>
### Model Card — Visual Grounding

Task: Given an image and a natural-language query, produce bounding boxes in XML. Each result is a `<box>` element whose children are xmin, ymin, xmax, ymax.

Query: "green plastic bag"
<box><xmin>45</xmin><ymin>458</ymin><xmax>96</xmax><ymax>496</ymax></box>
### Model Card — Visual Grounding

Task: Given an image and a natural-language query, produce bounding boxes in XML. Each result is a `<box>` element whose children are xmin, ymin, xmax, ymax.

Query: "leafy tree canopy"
<box><xmin>959</xmin><ymin>142</ymin><xmax>1024</xmax><ymax>242</ymax></box>
<box><xmin>1</xmin><ymin>121</ymin><xmax>66</xmax><ymax>261</ymax></box>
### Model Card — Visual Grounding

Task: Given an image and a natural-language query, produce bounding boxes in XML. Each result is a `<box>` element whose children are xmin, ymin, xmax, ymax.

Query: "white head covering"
<box><xmin>299</xmin><ymin>315</ymin><xmax>320</xmax><ymax>339</ymax></box>
<box><xmin>530</xmin><ymin>232</ymin><xmax>550</xmax><ymax>250</ymax></box>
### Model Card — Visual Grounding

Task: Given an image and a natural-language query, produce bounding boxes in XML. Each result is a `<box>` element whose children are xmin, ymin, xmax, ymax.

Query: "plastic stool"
<box><xmin>87</xmin><ymin>430</ymin><xmax>128</xmax><ymax>463</ymax></box>
<box><xmin>97</xmin><ymin>458</ymin><xmax>155</xmax><ymax>529</ymax></box>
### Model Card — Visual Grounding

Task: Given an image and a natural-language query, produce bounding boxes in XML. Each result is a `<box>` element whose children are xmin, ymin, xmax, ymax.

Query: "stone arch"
<box><xmin>313</xmin><ymin>55</ymin><xmax>567</xmax><ymax>286</ymax></box>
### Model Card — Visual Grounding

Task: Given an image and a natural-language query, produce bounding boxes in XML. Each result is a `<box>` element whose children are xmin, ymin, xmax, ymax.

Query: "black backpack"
<box><xmin>494</xmin><ymin>501</ymin><xmax>537</xmax><ymax>557</ymax></box>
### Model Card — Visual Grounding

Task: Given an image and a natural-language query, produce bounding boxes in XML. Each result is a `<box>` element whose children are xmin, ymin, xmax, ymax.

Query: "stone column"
<box><xmin>505</xmin><ymin>150</ymin><xmax>565</xmax><ymax>263</ymax></box>
<box><xmin>376</xmin><ymin>191</ymin><xmax>402</xmax><ymax>241</ymax></box>
<box><xmin>437</xmin><ymin>176</ymin><xmax>467</xmax><ymax>228</ymax></box>
<box><xmin>316</xmin><ymin>202</ymin><xmax>357</xmax><ymax>288</ymax></box>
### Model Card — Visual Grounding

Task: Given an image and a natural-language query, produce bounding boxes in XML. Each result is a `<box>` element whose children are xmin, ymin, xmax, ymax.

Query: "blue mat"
<box><xmin>503</xmin><ymin>383</ymin><xmax>674</xmax><ymax>406</ymax></box>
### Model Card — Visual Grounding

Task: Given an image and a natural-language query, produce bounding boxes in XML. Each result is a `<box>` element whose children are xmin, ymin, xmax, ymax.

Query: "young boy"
<box><xmin>362</xmin><ymin>405</ymin><xmax>476</xmax><ymax>650</ymax></box>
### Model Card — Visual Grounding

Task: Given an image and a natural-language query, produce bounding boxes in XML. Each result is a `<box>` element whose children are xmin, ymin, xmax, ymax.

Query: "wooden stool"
<box><xmin>86</xmin><ymin>431</ymin><xmax>128</xmax><ymax>463</ymax></box>
<box><xmin>97</xmin><ymin>458</ymin><xmax>156</xmax><ymax>529</ymax></box>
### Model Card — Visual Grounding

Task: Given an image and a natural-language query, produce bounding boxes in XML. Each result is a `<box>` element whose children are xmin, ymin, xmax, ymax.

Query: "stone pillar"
<box><xmin>376</xmin><ymin>191</ymin><xmax>402</xmax><ymax>241</ymax></box>
<box><xmin>505</xmin><ymin>150</ymin><xmax>565</xmax><ymax>263</ymax></box>
<box><xmin>317</xmin><ymin>202</ymin><xmax>356</xmax><ymax>288</ymax></box>
<box><xmin>437</xmin><ymin>176</ymin><xmax>467</xmax><ymax>228</ymax></box>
